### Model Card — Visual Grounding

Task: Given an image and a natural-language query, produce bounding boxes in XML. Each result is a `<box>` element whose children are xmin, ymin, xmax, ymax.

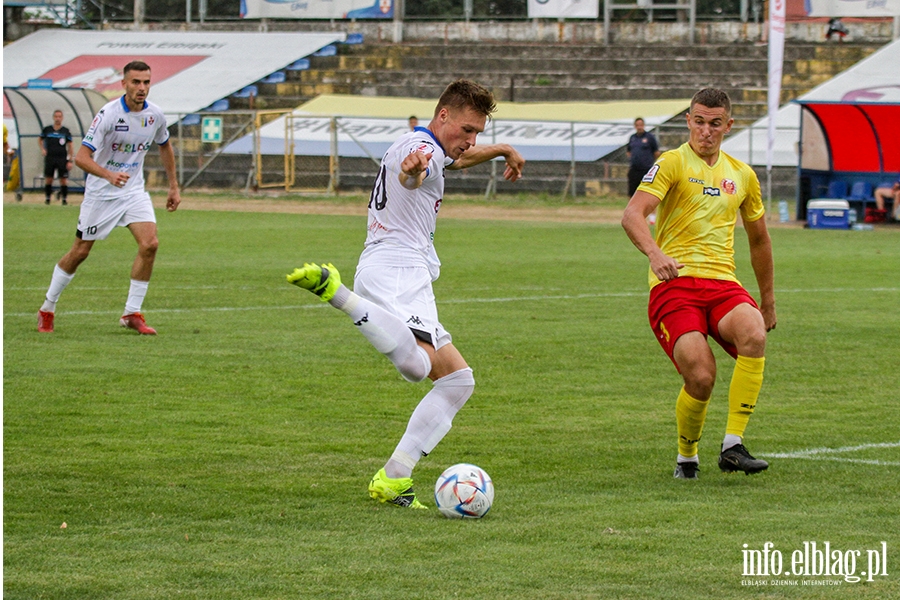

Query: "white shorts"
<box><xmin>76</xmin><ymin>192</ymin><xmax>156</xmax><ymax>241</ymax></box>
<box><xmin>354</xmin><ymin>262</ymin><xmax>452</xmax><ymax>351</ymax></box>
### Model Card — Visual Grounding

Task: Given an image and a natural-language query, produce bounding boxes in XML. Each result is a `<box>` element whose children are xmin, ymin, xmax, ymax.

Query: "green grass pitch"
<box><xmin>4</xmin><ymin>198</ymin><xmax>900</xmax><ymax>599</ymax></box>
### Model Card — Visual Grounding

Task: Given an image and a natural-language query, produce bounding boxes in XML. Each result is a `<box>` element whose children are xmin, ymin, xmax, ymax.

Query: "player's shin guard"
<box><xmin>334</xmin><ymin>288</ymin><xmax>431</xmax><ymax>382</ymax></box>
<box><xmin>725</xmin><ymin>356</ymin><xmax>765</xmax><ymax>438</ymax></box>
<box><xmin>676</xmin><ymin>386</ymin><xmax>709</xmax><ymax>459</ymax></box>
<box><xmin>391</xmin><ymin>368</ymin><xmax>475</xmax><ymax>470</ymax></box>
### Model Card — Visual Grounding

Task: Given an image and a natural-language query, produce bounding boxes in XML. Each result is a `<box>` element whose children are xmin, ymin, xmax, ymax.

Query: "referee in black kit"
<box><xmin>39</xmin><ymin>109</ymin><xmax>73</xmax><ymax>205</ymax></box>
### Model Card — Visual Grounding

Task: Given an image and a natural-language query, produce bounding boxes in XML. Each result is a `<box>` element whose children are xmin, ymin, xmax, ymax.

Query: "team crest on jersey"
<box><xmin>642</xmin><ymin>164</ymin><xmax>659</xmax><ymax>183</ymax></box>
<box><xmin>702</xmin><ymin>187</ymin><xmax>721</xmax><ymax>196</ymax></box>
<box><xmin>140</xmin><ymin>116</ymin><xmax>155</xmax><ymax>127</ymax></box>
<box><xmin>408</xmin><ymin>141</ymin><xmax>435</xmax><ymax>156</ymax></box>
<box><xmin>721</xmin><ymin>178</ymin><xmax>736</xmax><ymax>195</ymax></box>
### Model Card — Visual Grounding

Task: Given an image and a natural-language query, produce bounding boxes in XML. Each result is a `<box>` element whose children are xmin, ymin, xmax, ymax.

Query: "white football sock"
<box><xmin>677</xmin><ymin>454</ymin><xmax>699</xmax><ymax>464</ymax></box>
<box><xmin>41</xmin><ymin>265</ymin><xmax>75</xmax><ymax>312</ymax></box>
<box><xmin>331</xmin><ymin>286</ymin><xmax>431</xmax><ymax>383</ymax></box>
<box><xmin>386</xmin><ymin>368</ymin><xmax>476</xmax><ymax>478</ymax></box>
<box><xmin>722</xmin><ymin>434</ymin><xmax>742</xmax><ymax>451</ymax></box>
<box><xmin>124</xmin><ymin>279</ymin><xmax>150</xmax><ymax>315</ymax></box>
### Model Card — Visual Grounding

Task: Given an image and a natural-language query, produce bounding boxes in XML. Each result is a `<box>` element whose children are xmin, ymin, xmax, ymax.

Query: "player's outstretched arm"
<box><xmin>449</xmin><ymin>144</ymin><xmax>525</xmax><ymax>182</ymax></box>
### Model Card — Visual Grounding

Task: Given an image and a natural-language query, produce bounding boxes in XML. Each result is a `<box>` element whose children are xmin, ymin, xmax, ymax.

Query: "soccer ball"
<box><xmin>434</xmin><ymin>463</ymin><xmax>494</xmax><ymax>519</ymax></box>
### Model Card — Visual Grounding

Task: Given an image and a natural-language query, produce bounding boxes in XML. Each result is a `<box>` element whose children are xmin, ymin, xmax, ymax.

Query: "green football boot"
<box><xmin>368</xmin><ymin>468</ymin><xmax>427</xmax><ymax>509</ymax></box>
<box><xmin>286</xmin><ymin>262</ymin><xmax>341</xmax><ymax>302</ymax></box>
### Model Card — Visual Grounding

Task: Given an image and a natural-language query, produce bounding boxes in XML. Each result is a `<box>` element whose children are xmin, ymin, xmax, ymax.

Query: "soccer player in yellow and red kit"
<box><xmin>622</xmin><ymin>88</ymin><xmax>776</xmax><ymax>480</ymax></box>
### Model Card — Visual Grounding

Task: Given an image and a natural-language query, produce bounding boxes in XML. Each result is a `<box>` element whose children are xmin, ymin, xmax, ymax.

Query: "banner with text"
<box><xmin>805</xmin><ymin>0</ymin><xmax>900</xmax><ymax>17</ymax></box>
<box><xmin>240</xmin><ymin>0</ymin><xmax>393</xmax><ymax>19</ymax></box>
<box><xmin>224</xmin><ymin>114</ymin><xmax>669</xmax><ymax>162</ymax></box>
<box><xmin>527</xmin><ymin>0</ymin><xmax>599</xmax><ymax>19</ymax></box>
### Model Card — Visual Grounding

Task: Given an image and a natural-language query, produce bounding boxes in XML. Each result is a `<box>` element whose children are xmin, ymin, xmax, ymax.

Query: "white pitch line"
<box><xmin>767</xmin><ymin>457</ymin><xmax>900</xmax><ymax>466</ymax></box>
<box><xmin>760</xmin><ymin>441</ymin><xmax>900</xmax><ymax>466</ymax></box>
<box><xmin>5</xmin><ymin>287</ymin><xmax>900</xmax><ymax>319</ymax></box>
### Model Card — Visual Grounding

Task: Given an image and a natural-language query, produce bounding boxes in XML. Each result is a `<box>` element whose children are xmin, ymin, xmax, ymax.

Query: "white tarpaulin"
<box><xmin>1</xmin><ymin>30</ymin><xmax>345</xmax><ymax>120</ymax></box>
<box><xmin>241</xmin><ymin>0</ymin><xmax>393</xmax><ymax>19</ymax></box>
<box><xmin>222</xmin><ymin>95</ymin><xmax>689</xmax><ymax>162</ymax></box>
<box><xmin>805</xmin><ymin>0</ymin><xmax>900</xmax><ymax>17</ymax></box>
<box><xmin>723</xmin><ymin>38</ymin><xmax>900</xmax><ymax>167</ymax></box>
<box><xmin>527</xmin><ymin>0</ymin><xmax>600</xmax><ymax>18</ymax></box>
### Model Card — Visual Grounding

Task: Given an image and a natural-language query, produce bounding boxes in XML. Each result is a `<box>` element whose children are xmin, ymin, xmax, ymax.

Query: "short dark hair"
<box><xmin>434</xmin><ymin>79</ymin><xmax>496</xmax><ymax>120</ymax></box>
<box><xmin>691</xmin><ymin>88</ymin><xmax>731</xmax><ymax>117</ymax></box>
<box><xmin>123</xmin><ymin>60</ymin><xmax>151</xmax><ymax>76</ymax></box>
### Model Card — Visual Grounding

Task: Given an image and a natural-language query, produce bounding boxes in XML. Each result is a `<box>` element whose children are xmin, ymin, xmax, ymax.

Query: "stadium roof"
<box><xmin>2</xmin><ymin>30</ymin><xmax>345</xmax><ymax>119</ymax></box>
<box><xmin>797</xmin><ymin>101</ymin><xmax>900</xmax><ymax>173</ymax></box>
<box><xmin>723</xmin><ymin>38</ymin><xmax>900</xmax><ymax>168</ymax></box>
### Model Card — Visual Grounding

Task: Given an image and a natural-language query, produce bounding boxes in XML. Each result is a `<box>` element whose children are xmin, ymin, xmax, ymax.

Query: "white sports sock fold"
<box><xmin>41</xmin><ymin>265</ymin><xmax>76</xmax><ymax>312</ymax></box>
<box><xmin>336</xmin><ymin>288</ymin><xmax>431</xmax><ymax>382</ymax></box>
<box><xmin>124</xmin><ymin>279</ymin><xmax>150</xmax><ymax>315</ymax></box>
<box><xmin>389</xmin><ymin>368</ymin><xmax>476</xmax><ymax>477</ymax></box>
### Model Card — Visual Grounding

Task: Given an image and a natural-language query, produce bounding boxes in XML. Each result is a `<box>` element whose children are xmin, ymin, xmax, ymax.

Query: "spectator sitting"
<box><xmin>874</xmin><ymin>180</ymin><xmax>900</xmax><ymax>221</ymax></box>
<box><xmin>826</xmin><ymin>18</ymin><xmax>849</xmax><ymax>41</ymax></box>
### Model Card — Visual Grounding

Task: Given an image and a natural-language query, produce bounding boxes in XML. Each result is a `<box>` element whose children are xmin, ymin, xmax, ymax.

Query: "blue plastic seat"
<box><xmin>826</xmin><ymin>180</ymin><xmax>848</xmax><ymax>199</ymax></box>
<box><xmin>287</xmin><ymin>58</ymin><xmax>310</xmax><ymax>71</ymax></box>
<box><xmin>181</xmin><ymin>114</ymin><xmax>201</xmax><ymax>126</ymax></box>
<box><xmin>344</xmin><ymin>33</ymin><xmax>364</xmax><ymax>45</ymax></box>
<box><xmin>313</xmin><ymin>45</ymin><xmax>337</xmax><ymax>57</ymax></box>
<box><xmin>847</xmin><ymin>181</ymin><xmax>873</xmax><ymax>201</ymax></box>
<box><xmin>207</xmin><ymin>99</ymin><xmax>229</xmax><ymax>112</ymax></box>
<box><xmin>260</xmin><ymin>72</ymin><xmax>286</xmax><ymax>84</ymax></box>
<box><xmin>233</xmin><ymin>85</ymin><xmax>258</xmax><ymax>98</ymax></box>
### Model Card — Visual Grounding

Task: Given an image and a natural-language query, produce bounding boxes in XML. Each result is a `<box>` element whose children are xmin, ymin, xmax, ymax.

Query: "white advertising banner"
<box><xmin>240</xmin><ymin>0</ymin><xmax>393</xmax><ymax>19</ymax></box>
<box><xmin>527</xmin><ymin>0</ymin><xmax>600</xmax><ymax>19</ymax></box>
<box><xmin>805</xmin><ymin>0</ymin><xmax>900</xmax><ymax>17</ymax></box>
<box><xmin>224</xmin><ymin>114</ymin><xmax>670</xmax><ymax>162</ymax></box>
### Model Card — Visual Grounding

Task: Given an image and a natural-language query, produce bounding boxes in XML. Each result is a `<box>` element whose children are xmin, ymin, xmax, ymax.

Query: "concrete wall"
<box><xmin>112</xmin><ymin>18</ymin><xmax>899</xmax><ymax>45</ymax></box>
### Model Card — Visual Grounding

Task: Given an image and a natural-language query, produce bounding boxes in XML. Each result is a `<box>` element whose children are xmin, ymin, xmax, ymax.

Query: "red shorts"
<box><xmin>648</xmin><ymin>277</ymin><xmax>758</xmax><ymax>371</ymax></box>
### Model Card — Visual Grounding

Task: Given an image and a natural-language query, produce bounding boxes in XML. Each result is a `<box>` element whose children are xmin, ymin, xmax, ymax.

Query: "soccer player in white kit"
<box><xmin>37</xmin><ymin>61</ymin><xmax>181</xmax><ymax>335</ymax></box>
<box><xmin>287</xmin><ymin>80</ymin><xmax>525</xmax><ymax>508</ymax></box>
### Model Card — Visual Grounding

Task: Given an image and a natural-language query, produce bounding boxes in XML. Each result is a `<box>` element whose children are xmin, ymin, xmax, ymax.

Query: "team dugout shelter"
<box><xmin>4</xmin><ymin>87</ymin><xmax>108</xmax><ymax>192</ymax></box>
<box><xmin>797</xmin><ymin>100</ymin><xmax>900</xmax><ymax>220</ymax></box>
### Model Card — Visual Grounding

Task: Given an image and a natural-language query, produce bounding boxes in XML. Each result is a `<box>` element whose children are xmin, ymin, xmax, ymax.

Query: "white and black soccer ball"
<box><xmin>434</xmin><ymin>463</ymin><xmax>494</xmax><ymax>519</ymax></box>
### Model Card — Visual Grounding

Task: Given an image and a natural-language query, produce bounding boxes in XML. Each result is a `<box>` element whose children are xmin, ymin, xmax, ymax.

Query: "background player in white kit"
<box><xmin>37</xmin><ymin>60</ymin><xmax>180</xmax><ymax>335</ymax></box>
<box><xmin>287</xmin><ymin>79</ymin><xmax>525</xmax><ymax>509</ymax></box>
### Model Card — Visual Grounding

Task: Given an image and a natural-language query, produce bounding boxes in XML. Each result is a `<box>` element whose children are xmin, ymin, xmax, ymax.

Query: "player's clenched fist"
<box><xmin>399</xmin><ymin>151</ymin><xmax>432</xmax><ymax>189</ymax></box>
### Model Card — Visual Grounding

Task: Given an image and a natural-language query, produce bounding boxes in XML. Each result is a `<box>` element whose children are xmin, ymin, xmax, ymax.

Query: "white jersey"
<box><xmin>81</xmin><ymin>96</ymin><xmax>169</xmax><ymax>201</ymax></box>
<box><xmin>359</xmin><ymin>127</ymin><xmax>453</xmax><ymax>280</ymax></box>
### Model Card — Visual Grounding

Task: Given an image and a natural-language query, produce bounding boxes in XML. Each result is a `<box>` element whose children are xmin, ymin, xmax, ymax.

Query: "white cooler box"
<box><xmin>807</xmin><ymin>199</ymin><xmax>850</xmax><ymax>229</ymax></box>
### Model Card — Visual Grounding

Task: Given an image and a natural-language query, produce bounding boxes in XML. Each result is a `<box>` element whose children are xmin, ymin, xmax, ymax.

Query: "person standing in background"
<box><xmin>626</xmin><ymin>118</ymin><xmax>661</xmax><ymax>198</ymax></box>
<box><xmin>39</xmin><ymin>110</ymin><xmax>74</xmax><ymax>205</ymax></box>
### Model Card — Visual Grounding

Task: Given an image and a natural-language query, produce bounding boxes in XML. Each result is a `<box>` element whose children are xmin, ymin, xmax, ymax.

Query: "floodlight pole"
<box><xmin>133</xmin><ymin>0</ymin><xmax>144</xmax><ymax>28</ymax></box>
<box><xmin>393</xmin><ymin>0</ymin><xmax>404</xmax><ymax>43</ymax></box>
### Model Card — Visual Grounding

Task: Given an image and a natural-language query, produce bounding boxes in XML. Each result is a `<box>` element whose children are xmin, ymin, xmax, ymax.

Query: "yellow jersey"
<box><xmin>637</xmin><ymin>142</ymin><xmax>764</xmax><ymax>289</ymax></box>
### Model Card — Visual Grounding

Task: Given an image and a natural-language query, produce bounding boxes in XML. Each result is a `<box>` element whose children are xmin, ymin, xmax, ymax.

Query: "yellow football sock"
<box><xmin>676</xmin><ymin>387</ymin><xmax>709</xmax><ymax>459</ymax></box>
<box><xmin>726</xmin><ymin>355</ymin><xmax>765</xmax><ymax>438</ymax></box>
